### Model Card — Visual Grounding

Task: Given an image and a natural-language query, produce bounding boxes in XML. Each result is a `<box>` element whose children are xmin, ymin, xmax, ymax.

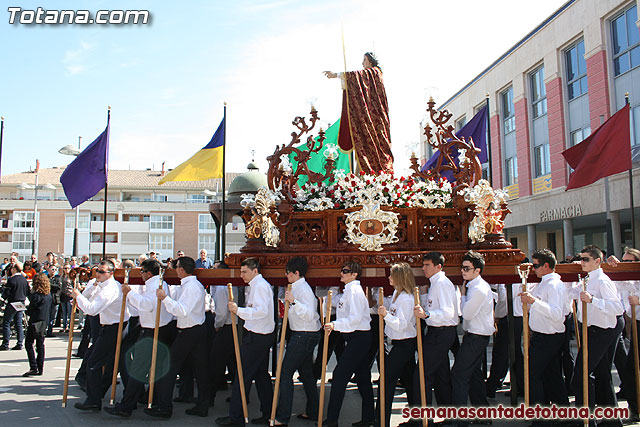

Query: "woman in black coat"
<box><xmin>23</xmin><ymin>273</ymin><xmax>52</xmax><ymax>376</ymax></box>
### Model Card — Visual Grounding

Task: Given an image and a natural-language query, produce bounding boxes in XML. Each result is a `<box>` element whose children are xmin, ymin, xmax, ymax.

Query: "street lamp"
<box><xmin>58</xmin><ymin>137</ymin><xmax>82</xmax><ymax>257</ymax></box>
<box><xmin>18</xmin><ymin>175</ymin><xmax>56</xmax><ymax>257</ymax></box>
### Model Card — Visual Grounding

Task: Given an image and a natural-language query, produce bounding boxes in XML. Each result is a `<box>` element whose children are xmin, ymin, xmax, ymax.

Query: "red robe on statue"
<box><xmin>338</xmin><ymin>66</ymin><xmax>393</xmax><ymax>174</ymax></box>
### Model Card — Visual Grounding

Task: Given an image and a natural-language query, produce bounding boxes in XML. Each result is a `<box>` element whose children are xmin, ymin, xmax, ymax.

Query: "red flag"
<box><xmin>562</xmin><ymin>104</ymin><xmax>631</xmax><ymax>190</ymax></box>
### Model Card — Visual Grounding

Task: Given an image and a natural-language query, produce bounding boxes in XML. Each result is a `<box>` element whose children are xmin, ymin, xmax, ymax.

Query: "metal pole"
<box><xmin>626</xmin><ymin>94</ymin><xmax>636</xmax><ymax>248</ymax></box>
<box><xmin>0</xmin><ymin>117</ymin><xmax>4</xmax><ymax>183</ymax></box>
<box><xmin>32</xmin><ymin>170</ymin><xmax>39</xmax><ymax>257</ymax></box>
<box><xmin>73</xmin><ymin>136</ymin><xmax>82</xmax><ymax>257</ymax></box>
<box><xmin>102</xmin><ymin>183</ymin><xmax>108</xmax><ymax>259</ymax></box>
<box><xmin>221</xmin><ymin>104</ymin><xmax>227</xmax><ymax>261</ymax></box>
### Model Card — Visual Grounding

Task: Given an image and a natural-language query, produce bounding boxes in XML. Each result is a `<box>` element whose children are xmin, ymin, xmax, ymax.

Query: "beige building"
<box><xmin>422</xmin><ymin>0</ymin><xmax>640</xmax><ymax>259</ymax></box>
<box><xmin>0</xmin><ymin>163</ymin><xmax>260</xmax><ymax>263</ymax></box>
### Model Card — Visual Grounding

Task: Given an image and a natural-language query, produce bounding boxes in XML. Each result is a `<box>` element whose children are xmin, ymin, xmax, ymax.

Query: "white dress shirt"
<box><xmin>384</xmin><ymin>290</ymin><xmax>416</xmax><ymax>339</ymax></box>
<box><xmin>162</xmin><ymin>275</ymin><xmax>206</xmax><ymax>329</ymax></box>
<box><xmin>460</xmin><ymin>275</ymin><xmax>495</xmax><ymax>336</ymax></box>
<box><xmin>236</xmin><ymin>274</ymin><xmax>275</xmax><ymax>334</ymax></box>
<box><xmin>76</xmin><ymin>276</ymin><xmax>130</xmax><ymax>326</ymax></box>
<box><xmin>127</xmin><ymin>282</ymin><xmax>140</xmax><ymax>318</ymax></box>
<box><xmin>127</xmin><ymin>275</ymin><xmax>173</xmax><ymax>329</ymax></box>
<box><xmin>213</xmin><ymin>285</ymin><xmax>237</xmax><ymax>329</ymax></box>
<box><xmin>333</xmin><ymin>280</ymin><xmax>371</xmax><ymax>333</ymax></box>
<box><xmin>493</xmin><ymin>284</ymin><xmax>508</xmax><ymax>319</ymax></box>
<box><xmin>421</xmin><ymin>271</ymin><xmax>459</xmax><ymax>327</ymax></box>
<box><xmin>288</xmin><ymin>278</ymin><xmax>321</xmax><ymax>332</ymax></box>
<box><xmin>528</xmin><ymin>272</ymin><xmax>565</xmax><ymax>334</ymax></box>
<box><xmin>567</xmin><ymin>268</ymin><xmax>624</xmax><ymax>328</ymax></box>
<box><xmin>617</xmin><ymin>280</ymin><xmax>640</xmax><ymax>318</ymax></box>
<box><xmin>318</xmin><ymin>286</ymin><xmax>340</xmax><ymax>315</ymax></box>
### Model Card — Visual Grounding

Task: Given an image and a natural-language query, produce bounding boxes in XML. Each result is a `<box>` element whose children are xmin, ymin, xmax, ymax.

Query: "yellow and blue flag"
<box><xmin>159</xmin><ymin>118</ymin><xmax>225</xmax><ymax>184</ymax></box>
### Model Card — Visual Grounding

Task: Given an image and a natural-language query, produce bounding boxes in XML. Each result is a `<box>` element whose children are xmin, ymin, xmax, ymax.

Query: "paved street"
<box><xmin>0</xmin><ymin>328</ymin><xmax>634</xmax><ymax>426</ymax></box>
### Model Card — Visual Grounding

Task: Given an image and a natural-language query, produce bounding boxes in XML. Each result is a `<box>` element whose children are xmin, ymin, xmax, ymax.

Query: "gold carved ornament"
<box><xmin>345</xmin><ymin>198</ymin><xmax>400</xmax><ymax>252</ymax></box>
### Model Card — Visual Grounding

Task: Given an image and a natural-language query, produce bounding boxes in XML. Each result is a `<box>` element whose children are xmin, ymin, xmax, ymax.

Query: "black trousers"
<box><xmin>512</xmin><ymin>316</ymin><xmax>525</xmax><ymax>394</ymax></box>
<box><xmin>119</xmin><ymin>316</ymin><xmax>141</xmax><ymax>391</ymax></box>
<box><xmin>76</xmin><ymin>314</ymin><xmax>97</xmax><ymax>358</ymax></box>
<box><xmin>155</xmin><ymin>323</ymin><xmax>209</xmax><ymax>411</ymax></box>
<box><xmin>85</xmin><ymin>322</ymin><xmax>126</xmax><ymax>406</ymax></box>
<box><xmin>486</xmin><ymin>317</ymin><xmax>509</xmax><ymax>393</ymax></box>
<box><xmin>25</xmin><ymin>322</ymin><xmax>46</xmax><ymax>373</ymax></box>
<box><xmin>229</xmin><ymin>329</ymin><xmax>275</xmax><ymax>423</ymax></box>
<box><xmin>623</xmin><ymin>318</ymin><xmax>640</xmax><ymax>415</ymax></box>
<box><xmin>327</xmin><ymin>330</ymin><xmax>374</xmax><ymax>423</ymax></box>
<box><xmin>376</xmin><ymin>337</ymin><xmax>416</xmax><ymax>427</ymax></box>
<box><xmin>529</xmin><ymin>331</ymin><xmax>568</xmax><ymax>406</ymax></box>
<box><xmin>593</xmin><ymin>315</ymin><xmax>624</xmax><ymax>408</ymax></box>
<box><xmin>313</xmin><ymin>314</ymin><xmax>345</xmax><ymax>379</ymax></box>
<box><xmin>571</xmin><ymin>321</ymin><xmax>621</xmax><ymax>408</ymax></box>
<box><xmin>451</xmin><ymin>332</ymin><xmax>491</xmax><ymax>407</ymax></box>
<box><xmin>412</xmin><ymin>325</ymin><xmax>456</xmax><ymax>406</ymax></box>
<box><xmin>117</xmin><ymin>324</ymin><xmax>176</xmax><ymax>412</ymax></box>
<box><xmin>561</xmin><ymin>314</ymin><xmax>576</xmax><ymax>387</ymax></box>
<box><xmin>210</xmin><ymin>324</ymin><xmax>235</xmax><ymax>400</ymax></box>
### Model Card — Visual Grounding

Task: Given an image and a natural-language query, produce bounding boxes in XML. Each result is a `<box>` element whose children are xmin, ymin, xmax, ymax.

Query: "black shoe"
<box><xmin>144</xmin><ymin>406</ymin><xmax>172</xmax><ymax>418</ymax></box>
<box><xmin>45</xmin><ymin>333</ymin><xmax>56</xmax><ymax>338</ymax></box>
<box><xmin>323</xmin><ymin>421</ymin><xmax>338</xmax><ymax>427</ymax></box>
<box><xmin>216</xmin><ymin>416</ymin><xmax>245</xmax><ymax>426</ymax></box>
<box><xmin>251</xmin><ymin>415</ymin><xmax>269</xmax><ymax>425</ymax></box>
<box><xmin>0</xmin><ymin>346</ymin><xmax>8</xmax><ymax>351</ymax></box>
<box><xmin>104</xmin><ymin>406</ymin><xmax>132</xmax><ymax>417</ymax></box>
<box><xmin>470</xmin><ymin>420</ymin><xmax>492</xmax><ymax>425</ymax></box>
<box><xmin>11</xmin><ymin>345</ymin><xmax>23</xmax><ymax>350</ymax></box>
<box><xmin>353</xmin><ymin>421</ymin><xmax>376</xmax><ymax>426</ymax></box>
<box><xmin>398</xmin><ymin>420</ymin><xmax>421</xmax><ymax>426</ymax></box>
<box><xmin>22</xmin><ymin>370</ymin><xmax>39</xmax><ymax>377</ymax></box>
<box><xmin>72</xmin><ymin>353</ymin><xmax>82</xmax><ymax>359</ymax></box>
<box><xmin>186</xmin><ymin>405</ymin><xmax>208</xmax><ymax>417</ymax></box>
<box><xmin>74</xmin><ymin>402</ymin><xmax>101</xmax><ymax>411</ymax></box>
<box><xmin>297</xmin><ymin>413</ymin><xmax>317</xmax><ymax>421</ymax></box>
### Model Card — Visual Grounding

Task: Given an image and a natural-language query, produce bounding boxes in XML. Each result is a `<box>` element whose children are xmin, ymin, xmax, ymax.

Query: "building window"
<box><xmin>123</xmin><ymin>214</ymin><xmax>150</xmax><ymax>222</ymax></box>
<box><xmin>187</xmin><ymin>194</ymin><xmax>214</xmax><ymax>203</ymax></box>
<box><xmin>455</xmin><ymin>116</ymin><xmax>467</xmax><ymax>131</ymax></box>
<box><xmin>150</xmin><ymin>214</ymin><xmax>173</xmax><ymax>230</ymax></box>
<box><xmin>149</xmin><ymin>234</ymin><xmax>173</xmax><ymax>255</ymax></box>
<box><xmin>91</xmin><ymin>232</ymin><xmax>118</xmax><ymax>243</ymax></box>
<box><xmin>565</xmin><ymin>40</ymin><xmax>588</xmax><ymax>100</ymax></box>
<box><xmin>12</xmin><ymin>231</ymin><xmax>33</xmax><ymax>251</ymax></box>
<box><xmin>530</xmin><ymin>66</ymin><xmax>547</xmax><ymax>118</ymax></box>
<box><xmin>534</xmin><ymin>144</ymin><xmax>551</xmax><ymax>177</ymax></box>
<box><xmin>153</xmin><ymin>194</ymin><xmax>168</xmax><ymax>202</ymax></box>
<box><xmin>505</xmin><ymin>157</ymin><xmax>518</xmax><ymax>186</ymax></box>
<box><xmin>65</xmin><ymin>214</ymin><xmax>90</xmax><ymax>229</ymax></box>
<box><xmin>198</xmin><ymin>214</ymin><xmax>215</xmax><ymax>231</ymax></box>
<box><xmin>611</xmin><ymin>5</ymin><xmax>639</xmax><ymax>76</ymax></box>
<box><xmin>501</xmin><ymin>87</ymin><xmax>515</xmax><ymax>134</ymax></box>
<box><xmin>13</xmin><ymin>211</ymin><xmax>36</xmax><ymax>229</ymax></box>
<box><xmin>91</xmin><ymin>213</ymin><xmax>117</xmax><ymax>222</ymax></box>
<box><xmin>198</xmin><ymin>234</ymin><xmax>216</xmax><ymax>253</ymax></box>
<box><xmin>633</xmin><ymin>105</ymin><xmax>640</xmax><ymax>147</ymax></box>
<box><xmin>570</xmin><ymin>127</ymin><xmax>591</xmax><ymax>147</ymax></box>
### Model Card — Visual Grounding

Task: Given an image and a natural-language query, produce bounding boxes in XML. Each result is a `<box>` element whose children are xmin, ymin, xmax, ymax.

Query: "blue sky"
<box><xmin>0</xmin><ymin>0</ymin><xmax>568</xmax><ymax>179</ymax></box>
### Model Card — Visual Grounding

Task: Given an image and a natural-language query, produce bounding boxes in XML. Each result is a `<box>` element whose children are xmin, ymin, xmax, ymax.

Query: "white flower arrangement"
<box><xmin>293</xmin><ymin>171</ymin><xmax>453</xmax><ymax>211</ymax></box>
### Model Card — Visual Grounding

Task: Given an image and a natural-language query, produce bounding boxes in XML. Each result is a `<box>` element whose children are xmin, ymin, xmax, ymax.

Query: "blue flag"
<box><xmin>421</xmin><ymin>105</ymin><xmax>488</xmax><ymax>180</ymax></box>
<box><xmin>60</xmin><ymin>121</ymin><xmax>109</xmax><ymax>208</ymax></box>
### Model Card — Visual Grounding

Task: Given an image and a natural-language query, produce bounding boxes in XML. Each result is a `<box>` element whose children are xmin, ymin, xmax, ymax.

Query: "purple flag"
<box><xmin>60</xmin><ymin>121</ymin><xmax>109</xmax><ymax>208</ymax></box>
<box><xmin>421</xmin><ymin>105</ymin><xmax>488</xmax><ymax>180</ymax></box>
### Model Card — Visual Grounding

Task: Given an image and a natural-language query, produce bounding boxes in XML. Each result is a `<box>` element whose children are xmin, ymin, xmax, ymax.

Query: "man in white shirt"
<box><xmin>72</xmin><ymin>259</ymin><xmax>130</xmax><ymax>411</ymax></box>
<box><xmin>105</xmin><ymin>258</ymin><xmax>176</xmax><ymax>417</ymax></box>
<box><xmin>413</xmin><ymin>252</ymin><xmax>459</xmax><ymax>407</ymax></box>
<box><xmin>313</xmin><ymin>285</ymin><xmax>345</xmax><ymax>379</ymax></box>
<box><xmin>146</xmin><ymin>256</ymin><xmax>209</xmax><ymax>419</ymax></box>
<box><xmin>324</xmin><ymin>261</ymin><xmax>374</xmax><ymax>427</ymax></box>
<box><xmin>518</xmin><ymin>249</ymin><xmax>569</xmax><ymax>414</ymax></box>
<box><xmin>568</xmin><ymin>245</ymin><xmax>624</xmax><ymax>412</ymax></box>
<box><xmin>273</xmin><ymin>257</ymin><xmax>322</xmax><ymax>425</ymax></box>
<box><xmin>451</xmin><ymin>251</ymin><xmax>495</xmax><ymax>426</ymax></box>
<box><xmin>485</xmin><ymin>284</ymin><xmax>509</xmax><ymax>398</ymax></box>
<box><xmin>216</xmin><ymin>257</ymin><xmax>275</xmax><ymax>427</ymax></box>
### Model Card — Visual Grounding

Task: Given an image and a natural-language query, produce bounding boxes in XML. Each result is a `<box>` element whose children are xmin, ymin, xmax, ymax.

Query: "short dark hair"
<box><xmin>176</xmin><ymin>256</ymin><xmax>196</xmax><ymax>274</ymax></box>
<box><xmin>341</xmin><ymin>260</ymin><xmax>362</xmax><ymax>279</ymax></box>
<box><xmin>532</xmin><ymin>248</ymin><xmax>557</xmax><ymax>269</ymax></box>
<box><xmin>46</xmin><ymin>252</ymin><xmax>54</xmax><ymax>257</ymax></box>
<box><xmin>422</xmin><ymin>251</ymin><xmax>445</xmax><ymax>267</ymax></box>
<box><xmin>364</xmin><ymin>51</ymin><xmax>380</xmax><ymax>68</ymax></box>
<box><xmin>100</xmin><ymin>259</ymin><xmax>116</xmax><ymax>272</ymax></box>
<box><xmin>141</xmin><ymin>258</ymin><xmax>161</xmax><ymax>276</ymax></box>
<box><xmin>286</xmin><ymin>257</ymin><xmax>308</xmax><ymax>277</ymax></box>
<box><xmin>241</xmin><ymin>257</ymin><xmax>260</xmax><ymax>272</ymax></box>
<box><xmin>462</xmin><ymin>251</ymin><xmax>485</xmax><ymax>273</ymax></box>
<box><xmin>581</xmin><ymin>245</ymin><xmax>603</xmax><ymax>261</ymax></box>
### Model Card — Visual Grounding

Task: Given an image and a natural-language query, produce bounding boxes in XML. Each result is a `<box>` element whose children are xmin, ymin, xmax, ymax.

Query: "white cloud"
<box><xmin>62</xmin><ymin>41</ymin><xmax>94</xmax><ymax>76</ymax></box>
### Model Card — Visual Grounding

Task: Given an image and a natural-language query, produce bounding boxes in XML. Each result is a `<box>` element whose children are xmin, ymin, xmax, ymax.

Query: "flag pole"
<box><xmin>221</xmin><ymin>103</ymin><xmax>227</xmax><ymax>262</ymax></box>
<box><xmin>485</xmin><ymin>94</ymin><xmax>493</xmax><ymax>186</ymax></box>
<box><xmin>626</xmin><ymin>93</ymin><xmax>636</xmax><ymax>248</ymax></box>
<box><xmin>0</xmin><ymin>116</ymin><xmax>4</xmax><ymax>183</ymax></box>
<box><xmin>102</xmin><ymin>107</ymin><xmax>111</xmax><ymax>259</ymax></box>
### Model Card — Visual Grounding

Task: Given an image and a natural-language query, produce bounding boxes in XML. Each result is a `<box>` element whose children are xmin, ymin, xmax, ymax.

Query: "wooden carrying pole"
<box><xmin>581</xmin><ymin>275</ymin><xmax>589</xmax><ymax>427</ymax></box>
<box><xmin>62</xmin><ymin>275</ymin><xmax>79</xmax><ymax>407</ymax></box>
<box><xmin>631</xmin><ymin>293</ymin><xmax>640</xmax><ymax>415</ymax></box>
<box><xmin>572</xmin><ymin>301</ymin><xmax>581</xmax><ymax>351</ymax></box>
<box><xmin>110</xmin><ymin>267</ymin><xmax>130</xmax><ymax>405</ymax></box>
<box><xmin>378</xmin><ymin>288</ymin><xmax>386</xmax><ymax>427</ymax></box>
<box><xmin>147</xmin><ymin>268</ymin><xmax>165</xmax><ymax>408</ymax></box>
<box><xmin>414</xmin><ymin>287</ymin><xmax>428</xmax><ymax>427</ymax></box>
<box><xmin>270</xmin><ymin>284</ymin><xmax>292</xmax><ymax>426</ymax></box>
<box><xmin>318</xmin><ymin>291</ymin><xmax>332</xmax><ymax>427</ymax></box>
<box><xmin>517</xmin><ymin>265</ymin><xmax>531</xmax><ymax>407</ymax></box>
<box><xmin>228</xmin><ymin>283</ymin><xmax>249</xmax><ymax>424</ymax></box>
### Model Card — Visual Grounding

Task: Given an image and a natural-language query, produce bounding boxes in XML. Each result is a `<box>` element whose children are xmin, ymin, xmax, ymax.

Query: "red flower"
<box><xmin>359</xmin><ymin>170</ymin><xmax>366</xmax><ymax>176</ymax></box>
<box><xmin>334</xmin><ymin>202</ymin><xmax>340</xmax><ymax>208</ymax></box>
